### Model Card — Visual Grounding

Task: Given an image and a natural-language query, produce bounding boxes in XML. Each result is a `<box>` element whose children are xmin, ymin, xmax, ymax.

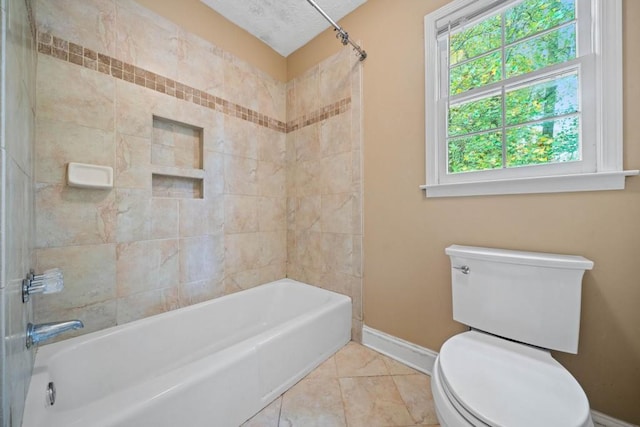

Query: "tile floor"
<box><xmin>241</xmin><ymin>342</ymin><xmax>441</xmax><ymax>427</ymax></box>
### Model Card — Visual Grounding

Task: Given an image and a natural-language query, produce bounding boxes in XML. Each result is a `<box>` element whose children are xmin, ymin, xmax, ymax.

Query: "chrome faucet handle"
<box><xmin>22</xmin><ymin>268</ymin><xmax>65</xmax><ymax>303</ymax></box>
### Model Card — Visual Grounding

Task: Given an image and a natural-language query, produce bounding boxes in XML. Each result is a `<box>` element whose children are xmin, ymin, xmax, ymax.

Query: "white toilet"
<box><xmin>432</xmin><ymin>245</ymin><xmax>595</xmax><ymax>427</ymax></box>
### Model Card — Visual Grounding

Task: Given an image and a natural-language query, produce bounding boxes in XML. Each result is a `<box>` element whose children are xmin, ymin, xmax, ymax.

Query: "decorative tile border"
<box><xmin>286</xmin><ymin>98</ymin><xmax>351</xmax><ymax>133</ymax></box>
<box><xmin>36</xmin><ymin>32</ymin><xmax>351</xmax><ymax>134</ymax></box>
<box><xmin>37</xmin><ymin>32</ymin><xmax>287</xmax><ymax>133</ymax></box>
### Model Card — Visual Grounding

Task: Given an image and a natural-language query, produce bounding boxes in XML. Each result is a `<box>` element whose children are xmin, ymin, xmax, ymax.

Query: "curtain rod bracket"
<box><xmin>306</xmin><ymin>0</ymin><xmax>367</xmax><ymax>61</ymax></box>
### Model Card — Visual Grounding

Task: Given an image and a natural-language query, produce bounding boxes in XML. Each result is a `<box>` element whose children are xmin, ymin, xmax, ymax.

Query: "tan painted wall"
<box><xmin>135</xmin><ymin>0</ymin><xmax>287</xmax><ymax>82</ymax></box>
<box><xmin>288</xmin><ymin>0</ymin><xmax>640</xmax><ymax>423</ymax></box>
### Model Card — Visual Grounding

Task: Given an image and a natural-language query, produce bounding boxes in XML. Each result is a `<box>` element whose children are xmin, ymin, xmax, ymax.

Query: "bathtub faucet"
<box><xmin>26</xmin><ymin>320</ymin><xmax>84</xmax><ymax>348</ymax></box>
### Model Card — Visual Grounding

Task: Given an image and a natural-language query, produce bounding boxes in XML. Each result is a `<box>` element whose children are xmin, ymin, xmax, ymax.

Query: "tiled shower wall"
<box><xmin>0</xmin><ymin>0</ymin><xmax>37</xmax><ymax>424</ymax></box>
<box><xmin>32</xmin><ymin>0</ymin><xmax>362</xmax><ymax>342</ymax></box>
<box><xmin>33</xmin><ymin>0</ymin><xmax>287</xmax><ymax>337</ymax></box>
<box><xmin>286</xmin><ymin>49</ymin><xmax>364</xmax><ymax>341</ymax></box>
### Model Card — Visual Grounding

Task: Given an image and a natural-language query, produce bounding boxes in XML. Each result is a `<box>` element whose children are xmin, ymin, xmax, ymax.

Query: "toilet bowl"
<box><xmin>434</xmin><ymin>245</ymin><xmax>595</xmax><ymax>427</ymax></box>
<box><xmin>431</xmin><ymin>330</ymin><xmax>593</xmax><ymax>427</ymax></box>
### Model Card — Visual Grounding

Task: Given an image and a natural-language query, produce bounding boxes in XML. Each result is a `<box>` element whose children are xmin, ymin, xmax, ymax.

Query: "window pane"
<box><xmin>449</xmin><ymin>95</ymin><xmax>502</xmax><ymax>137</ymax></box>
<box><xmin>450</xmin><ymin>51</ymin><xmax>502</xmax><ymax>95</ymax></box>
<box><xmin>506</xmin><ymin>116</ymin><xmax>579</xmax><ymax>167</ymax></box>
<box><xmin>505</xmin><ymin>0</ymin><xmax>575</xmax><ymax>44</ymax></box>
<box><xmin>506</xmin><ymin>24</ymin><xmax>576</xmax><ymax>78</ymax></box>
<box><xmin>448</xmin><ymin>132</ymin><xmax>503</xmax><ymax>173</ymax></box>
<box><xmin>506</xmin><ymin>72</ymin><xmax>578</xmax><ymax>126</ymax></box>
<box><xmin>450</xmin><ymin>15</ymin><xmax>502</xmax><ymax>65</ymax></box>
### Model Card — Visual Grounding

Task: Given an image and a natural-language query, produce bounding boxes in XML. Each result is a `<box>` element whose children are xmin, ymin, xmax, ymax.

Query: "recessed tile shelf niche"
<box><xmin>151</xmin><ymin>116</ymin><xmax>204</xmax><ymax>199</ymax></box>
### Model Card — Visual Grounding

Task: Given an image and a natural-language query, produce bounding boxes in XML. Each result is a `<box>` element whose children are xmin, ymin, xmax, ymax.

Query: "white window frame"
<box><xmin>422</xmin><ymin>0</ymin><xmax>637</xmax><ymax>198</ymax></box>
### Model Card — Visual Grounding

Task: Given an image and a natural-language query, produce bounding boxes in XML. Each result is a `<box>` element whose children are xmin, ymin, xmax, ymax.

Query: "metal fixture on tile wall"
<box><xmin>22</xmin><ymin>268</ymin><xmax>65</xmax><ymax>303</ymax></box>
<box><xmin>26</xmin><ymin>320</ymin><xmax>84</xmax><ymax>348</ymax></box>
<box><xmin>305</xmin><ymin>0</ymin><xmax>367</xmax><ymax>61</ymax></box>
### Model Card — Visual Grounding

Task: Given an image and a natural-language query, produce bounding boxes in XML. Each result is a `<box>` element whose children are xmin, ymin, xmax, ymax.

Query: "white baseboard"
<box><xmin>361</xmin><ymin>325</ymin><xmax>438</xmax><ymax>375</ymax></box>
<box><xmin>592</xmin><ymin>410</ymin><xmax>638</xmax><ymax>427</ymax></box>
<box><xmin>362</xmin><ymin>325</ymin><xmax>636</xmax><ymax>427</ymax></box>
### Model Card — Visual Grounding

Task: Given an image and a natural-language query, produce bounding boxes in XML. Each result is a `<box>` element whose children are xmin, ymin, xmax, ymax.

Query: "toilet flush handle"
<box><xmin>453</xmin><ymin>265</ymin><xmax>470</xmax><ymax>274</ymax></box>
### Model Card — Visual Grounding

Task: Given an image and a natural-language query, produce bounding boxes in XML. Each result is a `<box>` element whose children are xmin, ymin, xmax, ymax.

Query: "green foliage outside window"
<box><xmin>446</xmin><ymin>0</ymin><xmax>579</xmax><ymax>174</ymax></box>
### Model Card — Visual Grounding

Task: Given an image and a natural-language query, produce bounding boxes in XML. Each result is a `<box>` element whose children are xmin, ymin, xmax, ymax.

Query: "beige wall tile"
<box><xmin>150</xmin><ymin>198</ymin><xmax>179</xmax><ymax>239</ymax></box>
<box><xmin>116</xmin><ymin>80</ymin><xmax>177</xmax><ymax>138</ymax></box>
<box><xmin>320</xmin><ymin>113</ymin><xmax>351</xmax><ymax>158</ymax></box>
<box><xmin>35</xmin><ymin>244</ymin><xmax>117</xmax><ymax>311</ymax></box>
<box><xmin>36</xmin><ymin>183</ymin><xmax>116</xmax><ymax>248</ymax></box>
<box><xmin>179</xmin><ymin>234</ymin><xmax>225</xmax><ymax>284</ymax></box>
<box><xmin>116</xmin><ymin>133</ymin><xmax>151</xmax><ymax>189</ymax></box>
<box><xmin>318</xmin><ymin>49</ymin><xmax>351</xmax><ymax>108</ymax></box>
<box><xmin>294</xmin><ymin>124</ymin><xmax>321</xmax><ymax>162</ymax></box>
<box><xmin>258</xmin><ymin>231</ymin><xmax>286</xmax><ymax>267</ymax></box>
<box><xmin>322</xmin><ymin>233</ymin><xmax>353</xmax><ymax>276</ymax></box>
<box><xmin>258</xmin><ymin>161</ymin><xmax>286</xmax><ymax>198</ymax></box>
<box><xmin>223</xmin><ymin>115</ymin><xmax>258</xmax><ymax>159</ymax></box>
<box><xmin>116</xmin><ymin>287</ymin><xmax>180</xmax><ymax>325</ymax></box>
<box><xmin>224</xmin><ymin>155</ymin><xmax>258</xmax><ymax>195</ymax></box>
<box><xmin>294</xmin><ymin>160</ymin><xmax>323</xmax><ymax>197</ymax></box>
<box><xmin>180</xmin><ymin>198</ymin><xmax>223</xmax><ymax>237</ymax></box>
<box><xmin>36</xmin><ymin>118</ymin><xmax>115</xmax><ymax>185</ymax></box>
<box><xmin>37</xmin><ymin>55</ymin><xmax>115</xmax><ymax>131</ymax></box>
<box><xmin>322</xmin><ymin>193</ymin><xmax>354</xmax><ymax>234</ymax></box>
<box><xmin>35</xmin><ymin>0</ymin><xmax>116</xmax><ymax>56</ymax></box>
<box><xmin>225</xmin><ymin>195</ymin><xmax>259</xmax><ymax>234</ymax></box>
<box><xmin>224</xmin><ymin>232</ymin><xmax>263</xmax><ymax>274</ymax></box>
<box><xmin>295</xmin><ymin>230</ymin><xmax>324</xmax><ymax>271</ymax></box>
<box><xmin>178</xmin><ymin>277</ymin><xmax>225</xmax><ymax>307</ymax></box>
<box><xmin>116</xmin><ymin>239</ymin><xmax>179</xmax><ymax>297</ymax></box>
<box><xmin>258</xmin><ymin>197</ymin><xmax>286</xmax><ymax>232</ymax></box>
<box><xmin>203</xmin><ymin>150</ymin><xmax>225</xmax><ymax>198</ymax></box>
<box><xmin>294</xmin><ymin>65</ymin><xmax>320</xmax><ymax>116</ymax></box>
<box><xmin>223</xmin><ymin>262</ymin><xmax>285</xmax><ymax>295</ymax></box>
<box><xmin>322</xmin><ymin>152</ymin><xmax>352</xmax><ymax>195</ymax></box>
<box><xmin>176</xmin><ymin>28</ymin><xmax>224</xmax><ymax>97</ymax></box>
<box><xmin>295</xmin><ymin>195</ymin><xmax>321</xmax><ymax>232</ymax></box>
<box><xmin>223</xmin><ymin>53</ymin><xmax>259</xmax><ymax>111</ymax></box>
<box><xmin>115</xmin><ymin>188</ymin><xmax>151</xmax><ymax>243</ymax></box>
<box><xmin>257</xmin><ymin>127</ymin><xmax>286</xmax><ymax>166</ymax></box>
<box><xmin>115</xmin><ymin>0</ymin><xmax>179</xmax><ymax>80</ymax></box>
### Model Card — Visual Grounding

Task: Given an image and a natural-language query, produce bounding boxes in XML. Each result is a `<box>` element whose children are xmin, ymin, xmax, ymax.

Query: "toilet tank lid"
<box><xmin>445</xmin><ymin>245</ymin><xmax>594</xmax><ymax>270</ymax></box>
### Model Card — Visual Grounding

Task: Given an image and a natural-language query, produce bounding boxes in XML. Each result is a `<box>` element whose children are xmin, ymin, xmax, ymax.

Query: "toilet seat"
<box><xmin>436</xmin><ymin>331</ymin><xmax>592</xmax><ymax>427</ymax></box>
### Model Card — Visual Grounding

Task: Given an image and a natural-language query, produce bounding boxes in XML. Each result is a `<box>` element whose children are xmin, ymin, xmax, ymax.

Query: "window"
<box><xmin>423</xmin><ymin>0</ymin><xmax>637</xmax><ymax>197</ymax></box>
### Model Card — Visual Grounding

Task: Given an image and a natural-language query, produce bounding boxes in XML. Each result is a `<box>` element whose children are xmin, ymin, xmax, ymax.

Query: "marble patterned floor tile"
<box><xmin>305</xmin><ymin>355</ymin><xmax>338</xmax><ymax>379</ymax></box>
<box><xmin>334</xmin><ymin>341</ymin><xmax>389</xmax><ymax>377</ymax></box>
<box><xmin>279</xmin><ymin>377</ymin><xmax>347</xmax><ymax>427</ymax></box>
<box><xmin>392</xmin><ymin>374</ymin><xmax>439</xmax><ymax>425</ymax></box>
<box><xmin>241</xmin><ymin>397</ymin><xmax>282</xmax><ymax>427</ymax></box>
<box><xmin>235</xmin><ymin>342</ymin><xmax>440</xmax><ymax>427</ymax></box>
<box><xmin>339</xmin><ymin>375</ymin><xmax>414</xmax><ymax>427</ymax></box>
<box><xmin>381</xmin><ymin>354</ymin><xmax>421</xmax><ymax>376</ymax></box>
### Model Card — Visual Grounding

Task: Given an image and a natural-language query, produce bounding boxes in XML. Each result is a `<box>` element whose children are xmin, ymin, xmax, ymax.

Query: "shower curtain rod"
<box><xmin>305</xmin><ymin>0</ymin><xmax>367</xmax><ymax>61</ymax></box>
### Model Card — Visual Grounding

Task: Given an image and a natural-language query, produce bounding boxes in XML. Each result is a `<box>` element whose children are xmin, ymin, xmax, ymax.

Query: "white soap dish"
<box><xmin>67</xmin><ymin>162</ymin><xmax>113</xmax><ymax>189</ymax></box>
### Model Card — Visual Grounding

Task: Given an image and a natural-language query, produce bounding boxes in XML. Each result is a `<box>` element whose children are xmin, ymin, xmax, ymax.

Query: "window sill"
<box><xmin>420</xmin><ymin>170</ymin><xmax>639</xmax><ymax>198</ymax></box>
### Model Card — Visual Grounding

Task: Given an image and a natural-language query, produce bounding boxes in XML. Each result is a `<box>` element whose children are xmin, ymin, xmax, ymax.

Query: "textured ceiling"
<box><xmin>200</xmin><ymin>0</ymin><xmax>367</xmax><ymax>57</ymax></box>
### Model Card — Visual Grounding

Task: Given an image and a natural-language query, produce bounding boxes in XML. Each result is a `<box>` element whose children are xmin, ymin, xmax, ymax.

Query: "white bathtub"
<box><xmin>23</xmin><ymin>279</ymin><xmax>351</xmax><ymax>427</ymax></box>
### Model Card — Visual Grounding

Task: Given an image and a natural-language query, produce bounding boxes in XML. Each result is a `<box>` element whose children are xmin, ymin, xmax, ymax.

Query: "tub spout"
<box><xmin>26</xmin><ymin>320</ymin><xmax>84</xmax><ymax>348</ymax></box>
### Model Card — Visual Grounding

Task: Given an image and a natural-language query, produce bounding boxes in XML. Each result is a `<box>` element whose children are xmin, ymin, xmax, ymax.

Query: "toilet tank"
<box><xmin>445</xmin><ymin>245</ymin><xmax>594</xmax><ymax>354</ymax></box>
